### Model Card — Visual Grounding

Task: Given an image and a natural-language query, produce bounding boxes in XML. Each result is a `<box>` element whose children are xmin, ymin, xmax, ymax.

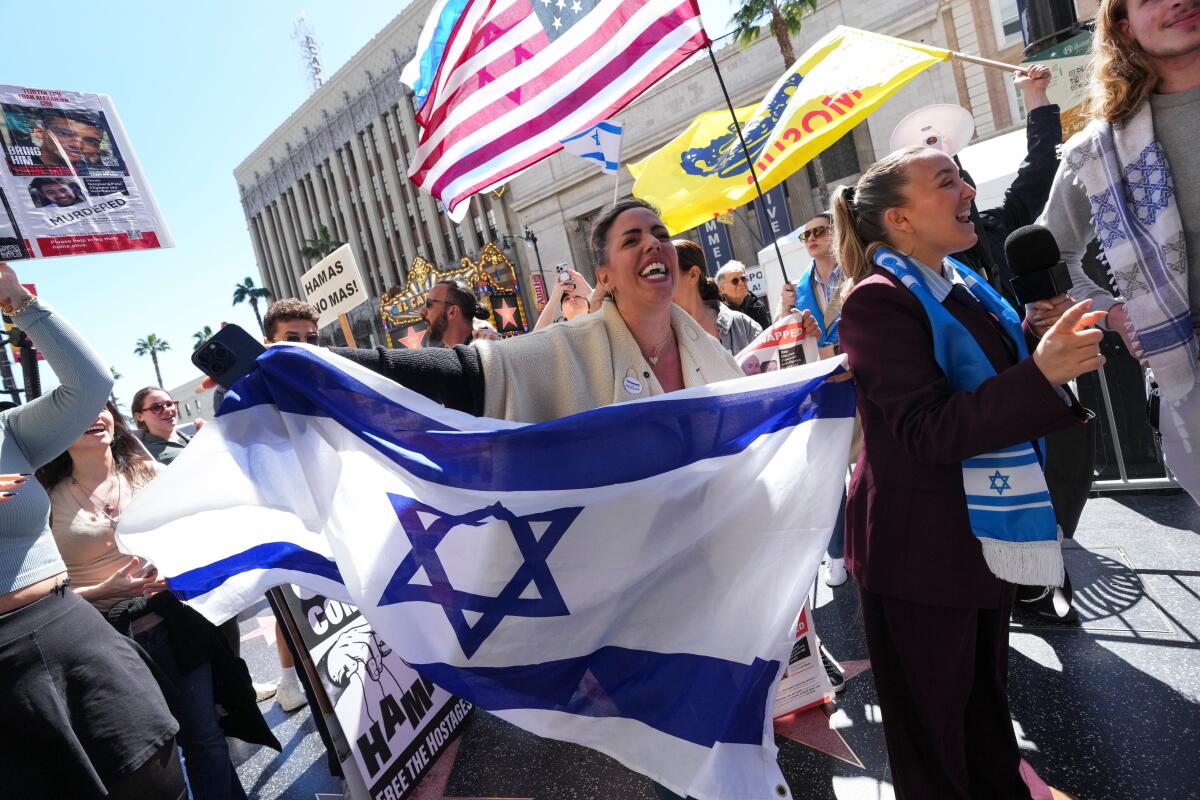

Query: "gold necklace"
<box><xmin>641</xmin><ymin>327</ymin><xmax>675</xmax><ymax>366</ymax></box>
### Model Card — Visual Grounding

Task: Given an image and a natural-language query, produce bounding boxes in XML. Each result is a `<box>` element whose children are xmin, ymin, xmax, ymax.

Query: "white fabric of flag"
<box><xmin>118</xmin><ymin>346</ymin><xmax>854</xmax><ymax>800</ymax></box>
<box><xmin>560</xmin><ymin>120</ymin><xmax>624</xmax><ymax>173</ymax></box>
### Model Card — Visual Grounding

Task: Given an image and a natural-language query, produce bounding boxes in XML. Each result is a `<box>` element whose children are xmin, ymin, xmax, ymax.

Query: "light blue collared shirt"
<box><xmin>914</xmin><ymin>257</ymin><xmax>1071</xmax><ymax>404</ymax></box>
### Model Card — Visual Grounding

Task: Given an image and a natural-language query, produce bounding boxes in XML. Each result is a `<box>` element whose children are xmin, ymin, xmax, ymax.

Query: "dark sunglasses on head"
<box><xmin>271</xmin><ymin>333</ymin><xmax>320</xmax><ymax>345</ymax></box>
<box><xmin>801</xmin><ymin>225</ymin><xmax>829</xmax><ymax>241</ymax></box>
<box><xmin>139</xmin><ymin>401</ymin><xmax>179</xmax><ymax>415</ymax></box>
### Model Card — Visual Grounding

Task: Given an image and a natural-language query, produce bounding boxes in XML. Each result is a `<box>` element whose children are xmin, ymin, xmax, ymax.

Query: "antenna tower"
<box><xmin>293</xmin><ymin>11</ymin><xmax>324</xmax><ymax>93</ymax></box>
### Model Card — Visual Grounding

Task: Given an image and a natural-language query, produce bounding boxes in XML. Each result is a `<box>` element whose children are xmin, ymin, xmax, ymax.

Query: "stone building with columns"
<box><xmin>234</xmin><ymin>0</ymin><xmax>1097</xmax><ymax>335</ymax></box>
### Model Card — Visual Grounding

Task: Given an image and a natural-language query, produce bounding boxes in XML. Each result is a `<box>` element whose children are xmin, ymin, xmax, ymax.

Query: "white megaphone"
<box><xmin>889</xmin><ymin>104</ymin><xmax>976</xmax><ymax>157</ymax></box>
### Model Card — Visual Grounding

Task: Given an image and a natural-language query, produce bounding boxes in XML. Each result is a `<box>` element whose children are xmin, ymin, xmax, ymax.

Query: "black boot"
<box><xmin>1015</xmin><ymin>569</ymin><xmax>1077</xmax><ymax>624</ymax></box>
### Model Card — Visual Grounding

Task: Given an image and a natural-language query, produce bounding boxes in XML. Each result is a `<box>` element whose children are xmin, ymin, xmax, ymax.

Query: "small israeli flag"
<box><xmin>561</xmin><ymin>120</ymin><xmax>624</xmax><ymax>173</ymax></box>
<box><xmin>118</xmin><ymin>346</ymin><xmax>853</xmax><ymax>799</ymax></box>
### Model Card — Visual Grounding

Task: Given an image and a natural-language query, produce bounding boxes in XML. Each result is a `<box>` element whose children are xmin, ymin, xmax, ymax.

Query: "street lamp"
<box><xmin>502</xmin><ymin>226</ymin><xmax>546</xmax><ymax>290</ymax></box>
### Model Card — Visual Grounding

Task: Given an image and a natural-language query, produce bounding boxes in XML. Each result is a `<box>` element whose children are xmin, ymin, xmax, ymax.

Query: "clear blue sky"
<box><xmin>1</xmin><ymin>0</ymin><xmax>735</xmax><ymax>406</ymax></box>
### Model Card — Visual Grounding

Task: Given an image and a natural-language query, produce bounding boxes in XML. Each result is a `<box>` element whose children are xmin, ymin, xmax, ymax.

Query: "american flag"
<box><xmin>408</xmin><ymin>0</ymin><xmax>709</xmax><ymax>219</ymax></box>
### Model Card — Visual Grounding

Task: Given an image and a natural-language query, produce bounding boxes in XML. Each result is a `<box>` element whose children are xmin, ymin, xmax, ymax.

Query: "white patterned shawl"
<box><xmin>1066</xmin><ymin>103</ymin><xmax>1198</xmax><ymax>402</ymax></box>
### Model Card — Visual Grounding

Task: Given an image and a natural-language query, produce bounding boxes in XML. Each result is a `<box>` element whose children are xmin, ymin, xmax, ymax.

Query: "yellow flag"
<box><xmin>630</xmin><ymin>26</ymin><xmax>951</xmax><ymax>234</ymax></box>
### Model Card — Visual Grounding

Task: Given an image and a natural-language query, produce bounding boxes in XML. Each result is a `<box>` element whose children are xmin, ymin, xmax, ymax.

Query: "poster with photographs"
<box><xmin>0</xmin><ymin>85</ymin><xmax>172</xmax><ymax>259</ymax></box>
<box><xmin>734</xmin><ymin>312</ymin><xmax>820</xmax><ymax>376</ymax></box>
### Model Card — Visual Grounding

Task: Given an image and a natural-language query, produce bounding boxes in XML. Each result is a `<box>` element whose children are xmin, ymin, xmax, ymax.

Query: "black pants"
<box><xmin>0</xmin><ymin>590</ymin><xmax>182</xmax><ymax>798</ymax></box>
<box><xmin>1044</xmin><ymin>415</ymin><xmax>1095</xmax><ymax>539</ymax></box>
<box><xmin>859</xmin><ymin>587</ymin><xmax>1031</xmax><ymax>800</ymax></box>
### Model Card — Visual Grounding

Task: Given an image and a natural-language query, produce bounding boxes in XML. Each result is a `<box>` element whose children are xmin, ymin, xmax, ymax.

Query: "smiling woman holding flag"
<box><xmin>833</xmin><ymin>148</ymin><xmax>1104</xmax><ymax>799</ymax></box>
<box><xmin>335</xmin><ymin>199</ymin><xmax>743</xmax><ymax>420</ymax></box>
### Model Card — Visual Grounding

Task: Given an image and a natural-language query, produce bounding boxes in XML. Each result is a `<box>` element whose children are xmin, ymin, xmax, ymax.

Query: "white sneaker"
<box><xmin>253</xmin><ymin>680</ymin><xmax>278</xmax><ymax>702</ymax></box>
<box><xmin>824</xmin><ymin>557</ymin><xmax>848</xmax><ymax>587</ymax></box>
<box><xmin>276</xmin><ymin>667</ymin><xmax>308</xmax><ymax>712</ymax></box>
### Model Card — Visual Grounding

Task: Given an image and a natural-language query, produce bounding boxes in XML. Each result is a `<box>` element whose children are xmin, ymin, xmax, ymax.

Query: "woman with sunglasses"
<box><xmin>779</xmin><ymin>214</ymin><xmax>842</xmax><ymax>350</ymax></box>
<box><xmin>0</xmin><ymin>262</ymin><xmax>185</xmax><ymax>798</ymax></box>
<box><xmin>131</xmin><ymin>387</ymin><xmax>193</xmax><ymax>466</ymax></box>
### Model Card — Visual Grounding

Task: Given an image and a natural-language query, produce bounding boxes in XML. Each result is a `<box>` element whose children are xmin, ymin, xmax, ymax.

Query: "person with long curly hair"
<box><xmin>1038</xmin><ymin>0</ymin><xmax>1200</xmax><ymax>504</ymax></box>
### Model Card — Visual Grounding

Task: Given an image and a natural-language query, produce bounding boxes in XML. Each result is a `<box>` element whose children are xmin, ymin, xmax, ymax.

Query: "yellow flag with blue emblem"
<box><xmin>630</xmin><ymin>27</ymin><xmax>951</xmax><ymax>234</ymax></box>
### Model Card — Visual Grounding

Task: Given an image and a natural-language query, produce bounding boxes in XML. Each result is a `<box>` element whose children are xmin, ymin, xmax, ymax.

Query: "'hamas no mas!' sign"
<box><xmin>301</xmin><ymin>243</ymin><xmax>368</xmax><ymax>328</ymax></box>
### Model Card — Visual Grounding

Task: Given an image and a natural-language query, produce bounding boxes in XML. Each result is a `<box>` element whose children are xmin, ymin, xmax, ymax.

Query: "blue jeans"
<box><xmin>826</xmin><ymin>487</ymin><xmax>846</xmax><ymax>560</ymax></box>
<box><xmin>136</xmin><ymin>622</ymin><xmax>247</xmax><ymax>800</ymax></box>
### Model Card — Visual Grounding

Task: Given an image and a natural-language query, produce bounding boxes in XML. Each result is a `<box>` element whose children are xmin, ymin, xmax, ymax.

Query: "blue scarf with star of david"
<box><xmin>794</xmin><ymin>259</ymin><xmax>840</xmax><ymax>347</ymax></box>
<box><xmin>873</xmin><ymin>247</ymin><xmax>1063</xmax><ymax>587</ymax></box>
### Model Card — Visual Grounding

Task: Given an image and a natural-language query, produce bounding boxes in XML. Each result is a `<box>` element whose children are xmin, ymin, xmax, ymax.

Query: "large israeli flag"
<box><xmin>118</xmin><ymin>346</ymin><xmax>854</xmax><ymax>800</ymax></box>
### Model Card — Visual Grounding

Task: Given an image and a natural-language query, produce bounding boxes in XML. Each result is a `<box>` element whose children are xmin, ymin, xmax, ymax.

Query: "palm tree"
<box><xmin>192</xmin><ymin>325</ymin><xmax>214</xmax><ymax>351</ymax></box>
<box><xmin>301</xmin><ymin>225</ymin><xmax>343</xmax><ymax>264</ymax></box>
<box><xmin>133</xmin><ymin>335</ymin><xmax>170</xmax><ymax>388</ymax></box>
<box><xmin>731</xmin><ymin>0</ymin><xmax>828</xmax><ymax>206</ymax></box>
<box><xmin>232</xmin><ymin>277</ymin><xmax>271</xmax><ymax>334</ymax></box>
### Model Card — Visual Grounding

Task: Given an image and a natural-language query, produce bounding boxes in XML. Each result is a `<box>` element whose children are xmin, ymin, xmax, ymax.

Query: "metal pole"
<box><xmin>1088</xmin><ymin>364</ymin><xmax>1180</xmax><ymax>493</ymax></box>
<box><xmin>705</xmin><ymin>44</ymin><xmax>790</xmax><ymax>284</ymax></box>
<box><xmin>526</xmin><ymin>228</ymin><xmax>547</xmax><ymax>288</ymax></box>
<box><xmin>1094</xmin><ymin>364</ymin><xmax>1130</xmax><ymax>483</ymax></box>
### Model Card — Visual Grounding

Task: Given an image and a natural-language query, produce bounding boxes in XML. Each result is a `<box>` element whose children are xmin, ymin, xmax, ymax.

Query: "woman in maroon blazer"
<box><xmin>833</xmin><ymin>146</ymin><xmax>1104</xmax><ymax>799</ymax></box>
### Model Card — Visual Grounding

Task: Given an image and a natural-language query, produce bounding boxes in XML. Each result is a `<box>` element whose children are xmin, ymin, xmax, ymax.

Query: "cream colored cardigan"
<box><xmin>474</xmin><ymin>301</ymin><xmax>743</xmax><ymax>423</ymax></box>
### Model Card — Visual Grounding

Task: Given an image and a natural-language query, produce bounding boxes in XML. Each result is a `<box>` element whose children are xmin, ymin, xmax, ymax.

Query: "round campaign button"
<box><xmin>624</xmin><ymin>376</ymin><xmax>643</xmax><ymax>394</ymax></box>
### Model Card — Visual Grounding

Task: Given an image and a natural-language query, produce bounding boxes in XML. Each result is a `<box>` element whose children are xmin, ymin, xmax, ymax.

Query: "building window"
<box><xmin>991</xmin><ymin>0</ymin><xmax>1022</xmax><ymax>48</ymax></box>
<box><xmin>808</xmin><ymin>130</ymin><xmax>860</xmax><ymax>186</ymax></box>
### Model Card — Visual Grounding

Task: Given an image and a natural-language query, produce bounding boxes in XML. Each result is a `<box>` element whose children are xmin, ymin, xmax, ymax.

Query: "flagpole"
<box><xmin>613</xmin><ymin>168</ymin><xmax>620</xmax><ymax>206</ymax></box>
<box><xmin>705</xmin><ymin>45</ymin><xmax>790</xmax><ymax>285</ymax></box>
<box><xmin>949</xmin><ymin>51</ymin><xmax>1022</xmax><ymax>73</ymax></box>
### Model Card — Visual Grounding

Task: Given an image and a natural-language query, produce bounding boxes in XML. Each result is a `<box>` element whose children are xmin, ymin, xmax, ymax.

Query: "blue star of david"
<box><xmin>379</xmin><ymin>494</ymin><xmax>583</xmax><ymax>658</ymax></box>
<box><xmin>988</xmin><ymin>470</ymin><xmax>1012</xmax><ymax>495</ymax></box>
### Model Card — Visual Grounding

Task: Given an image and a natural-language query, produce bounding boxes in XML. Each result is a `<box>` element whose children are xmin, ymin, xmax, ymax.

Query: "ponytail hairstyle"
<box><xmin>831</xmin><ymin>145</ymin><xmax>927</xmax><ymax>286</ymax></box>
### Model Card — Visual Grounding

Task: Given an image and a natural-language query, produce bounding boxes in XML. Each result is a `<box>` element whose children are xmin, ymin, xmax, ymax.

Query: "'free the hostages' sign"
<box><xmin>301</xmin><ymin>243</ymin><xmax>368</xmax><ymax>328</ymax></box>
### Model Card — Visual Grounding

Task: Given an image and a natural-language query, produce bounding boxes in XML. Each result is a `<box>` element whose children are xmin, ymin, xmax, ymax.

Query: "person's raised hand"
<box><xmin>1026</xmin><ymin>294</ymin><xmax>1073</xmax><ymax>338</ymax></box>
<box><xmin>796</xmin><ymin>308</ymin><xmax>821</xmax><ymax>341</ymax></box>
<box><xmin>1105</xmin><ymin>302</ymin><xmax>1143</xmax><ymax>361</ymax></box>
<box><xmin>780</xmin><ymin>282</ymin><xmax>796</xmax><ymax>311</ymax></box>
<box><xmin>0</xmin><ymin>262</ymin><xmax>31</xmax><ymax>311</ymax></box>
<box><xmin>1014</xmin><ymin>64</ymin><xmax>1051</xmax><ymax>110</ymax></box>
<box><xmin>1033</xmin><ymin>299</ymin><xmax>1107</xmax><ymax>385</ymax></box>
<box><xmin>565</xmin><ymin>268</ymin><xmax>593</xmax><ymax>297</ymax></box>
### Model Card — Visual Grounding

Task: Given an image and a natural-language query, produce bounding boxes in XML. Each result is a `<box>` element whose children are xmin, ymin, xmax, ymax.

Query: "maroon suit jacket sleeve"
<box><xmin>839</xmin><ymin>274</ymin><xmax>1083</xmax><ymax>465</ymax></box>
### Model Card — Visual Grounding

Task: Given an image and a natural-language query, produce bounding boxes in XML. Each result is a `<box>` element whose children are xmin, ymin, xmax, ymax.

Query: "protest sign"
<box><xmin>735</xmin><ymin>313</ymin><xmax>819</xmax><ymax>375</ymax></box>
<box><xmin>0</xmin><ymin>85</ymin><xmax>172</xmax><ymax>259</ymax></box>
<box><xmin>773</xmin><ymin>603</ymin><xmax>834</xmax><ymax>717</ymax></box>
<box><xmin>301</xmin><ymin>244</ymin><xmax>368</xmax><ymax>337</ymax></box>
<box><xmin>1024</xmin><ymin>31</ymin><xmax>1092</xmax><ymax>142</ymax></box>
<box><xmin>278</xmin><ymin>586</ymin><xmax>471</xmax><ymax>800</ymax></box>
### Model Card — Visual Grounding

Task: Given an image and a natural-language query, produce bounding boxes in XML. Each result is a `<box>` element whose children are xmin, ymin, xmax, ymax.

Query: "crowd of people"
<box><xmin>0</xmin><ymin>0</ymin><xmax>1196</xmax><ymax>796</ymax></box>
